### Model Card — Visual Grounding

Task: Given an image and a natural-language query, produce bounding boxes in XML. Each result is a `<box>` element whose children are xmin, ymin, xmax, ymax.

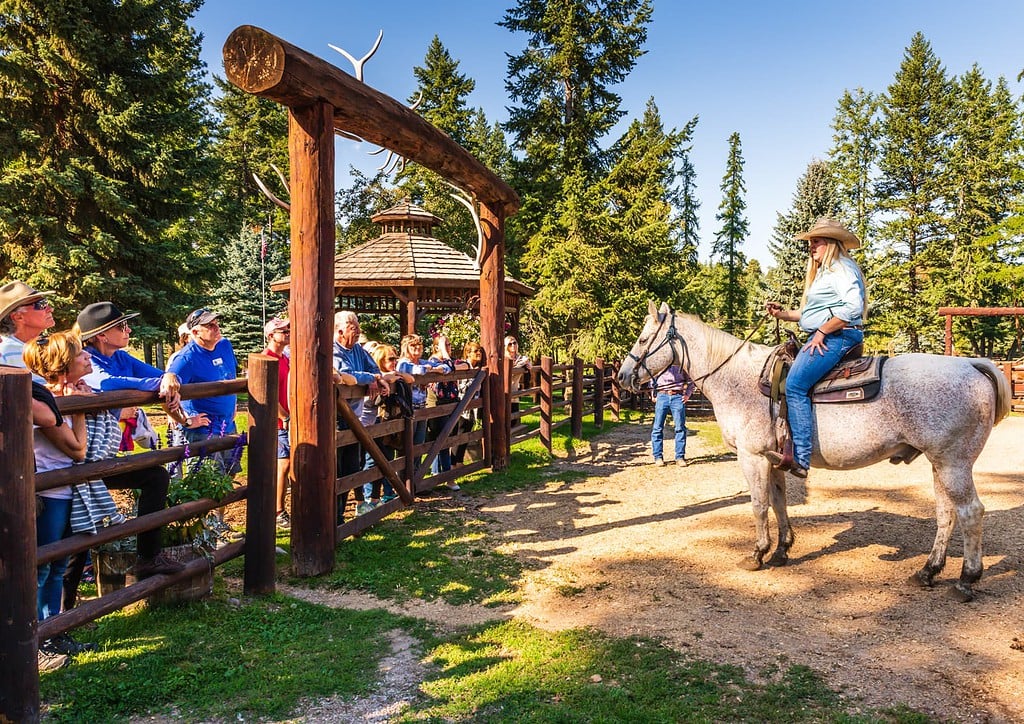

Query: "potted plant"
<box><xmin>151</xmin><ymin>446</ymin><xmax>241</xmax><ymax>603</ymax></box>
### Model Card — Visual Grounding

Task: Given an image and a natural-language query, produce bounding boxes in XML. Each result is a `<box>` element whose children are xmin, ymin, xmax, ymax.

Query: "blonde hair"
<box><xmin>462</xmin><ymin>341</ymin><xmax>486</xmax><ymax>367</ymax></box>
<box><xmin>22</xmin><ymin>331</ymin><xmax>83</xmax><ymax>383</ymax></box>
<box><xmin>801</xmin><ymin>238</ymin><xmax>869</xmax><ymax>322</ymax></box>
<box><xmin>372</xmin><ymin>343</ymin><xmax>398</xmax><ymax>370</ymax></box>
<box><xmin>400</xmin><ymin>334</ymin><xmax>423</xmax><ymax>360</ymax></box>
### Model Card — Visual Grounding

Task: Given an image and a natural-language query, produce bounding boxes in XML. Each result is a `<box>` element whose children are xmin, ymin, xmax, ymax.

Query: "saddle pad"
<box><xmin>812</xmin><ymin>355</ymin><xmax>886</xmax><ymax>403</ymax></box>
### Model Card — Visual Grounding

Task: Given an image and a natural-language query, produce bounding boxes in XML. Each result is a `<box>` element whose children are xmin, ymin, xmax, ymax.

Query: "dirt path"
<box><xmin>464</xmin><ymin>416</ymin><xmax>1024</xmax><ymax>723</ymax></box>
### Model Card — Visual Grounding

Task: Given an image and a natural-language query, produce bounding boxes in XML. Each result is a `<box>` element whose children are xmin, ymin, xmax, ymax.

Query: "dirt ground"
<box><xmin>286</xmin><ymin>415</ymin><xmax>1024</xmax><ymax>723</ymax></box>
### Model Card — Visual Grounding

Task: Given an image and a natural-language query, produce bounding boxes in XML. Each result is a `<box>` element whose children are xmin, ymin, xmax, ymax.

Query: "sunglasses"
<box><xmin>114</xmin><ymin>320</ymin><xmax>130</xmax><ymax>332</ymax></box>
<box><xmin>24</xmin><ymin>298</ymin><xmax>52</xmax><ymax>311</ymax></box>
<box><xmin>387</xmin><ymin>356</ymin><xmax>399</xmax><ymax>361</ymax></box>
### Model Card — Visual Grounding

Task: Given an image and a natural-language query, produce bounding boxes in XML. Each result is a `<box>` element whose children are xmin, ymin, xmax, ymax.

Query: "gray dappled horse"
<box><xmin>618</xmin><ymin>301</ymin><xmax>1011</xmax><ymax>601</ymax></box>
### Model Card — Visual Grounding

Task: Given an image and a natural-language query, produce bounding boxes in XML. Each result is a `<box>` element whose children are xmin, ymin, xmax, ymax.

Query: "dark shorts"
<box><xmin>277</xmin><ymin>428</ymin><xmax>290</xmax><ymax>459</ymax></box>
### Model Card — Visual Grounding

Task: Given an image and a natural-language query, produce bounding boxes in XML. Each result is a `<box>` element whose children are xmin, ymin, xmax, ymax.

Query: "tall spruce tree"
<box><xmin>500</xmin><ymin>0</ymin><xmax>652</xmax><ymax>243</ymax></box>
<box><xmin>765</xmin><ymin>160</ymin><xmax>840</xmax><ymax>314</ymax></box>
<box><xmin>940</xmin><ymin>68</ymin><xmax>1024</xmax><ymax>355</ymax></box>
<box><xmin>873</xmin><ymin>32</ymin><xmax>954</xmax><ymax>352</ymax></box>
<box><xmin>208</xmin><ymin>77</ymin><xmax>290</xmax><ymax>247</ymax></box>
<box><xmin>0</xmin><ymin>0</ymin><xmax>216</xmax><ymax>335</ymax></box>
<box><xmin>829</xmin><ymin>88</ymin><xmax>879</xmax><ymax>248</ymax></box>
<box><xmin>712</xmin><ymin>132</ymin><xmax>749</xmax><ymax>334</ymax></box>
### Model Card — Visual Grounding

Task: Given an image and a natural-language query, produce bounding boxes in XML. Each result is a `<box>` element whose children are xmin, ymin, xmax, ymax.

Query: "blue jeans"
<box><xmin>785</xmin><ymin>327</ymin><xmax>864</xmax><ymax>469</ymax></box>
<box><xmin>37</xmin><ymin>496</ymin><xmax>71</xmax><ymax>620</ymax></box>
<box><xmin>651</xmin><ymin>392</ymin><xmax>687</xmax><ymax>461</ymax></box>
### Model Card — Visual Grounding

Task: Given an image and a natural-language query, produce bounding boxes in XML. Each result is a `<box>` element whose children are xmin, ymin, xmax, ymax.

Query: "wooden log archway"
<box><xmin>223</xmin><ymin>26</ymin><xmax>519</xmax><ymax>575</ymax></box>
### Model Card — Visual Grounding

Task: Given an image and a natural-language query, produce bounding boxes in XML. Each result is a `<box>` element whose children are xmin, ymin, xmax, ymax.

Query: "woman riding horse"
<box><xmin>765</xmin><ymin>218</ymin><xmax>867</xmax><ymax>479</ymax></box>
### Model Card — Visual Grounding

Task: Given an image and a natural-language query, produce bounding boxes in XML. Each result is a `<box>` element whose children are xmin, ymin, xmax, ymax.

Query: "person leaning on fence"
<box><xmin>261</xmin><ymin>317</ymin><xmax>292</xmax><ymax>530</ymax></box>
<box><xmin>649</xmin><ymin>364</ymin><xmax>695</xmax><ymax>467</ymax></box>
<box><xmin>71</xmin><ymin>302</ymin><xmax>192</xmax><ymax>579</ymax></box>
<box><xmin>426</xmin><ymin>334</ymin><xmax>467</xmax><ymax>488</ymax></box>
<box><xmin>167</xmin><ymin>308</ymin><xmax>240</xmax><ymax>537</ymax></box>
<box><xmin>0</xmin><ymin>280</ymin><xmax>65</xmax><ymax>424</ymax></box>
<box><xmin>504</xmin><ymin>335</ymin><xmax>531</xmax><ymax>421</ymax></box>
<box><xmin>397</xmin><ymin>333</ymin><xmax>449</xmax><ymax>458</ymax></box>
<box><xmin>333</xmin><ymin>310</ymin><xmax>387</xmax><ymax>520</ymax></box>
<box><xmin>22</xmin><ymin>332</ymin><xmax>100</xmax><ymax>666</ymax></box>
<box><xmin>359</xmin><ymin>343</ymin><xmax>414</xmax><ymax>507</ymax></box>
<box><xmin>453</xmin><ymin>341</ymin><xmax>487</xmax><ymax>466</ymax></box>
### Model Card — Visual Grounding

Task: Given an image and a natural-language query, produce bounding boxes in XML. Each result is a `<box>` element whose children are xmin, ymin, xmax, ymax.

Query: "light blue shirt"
<box><xmin>799</xmin><ymin>256</ymin><xmax>866</xmax><ymax>333</ymax></box>
<box><xmin>0</xmin><ymin>334</ymin><xmax>44</xmax><ymax>383</ymax></box>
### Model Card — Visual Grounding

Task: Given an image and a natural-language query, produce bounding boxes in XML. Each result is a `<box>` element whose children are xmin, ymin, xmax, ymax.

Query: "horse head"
<box><xmin>618</xmin><ymin>300</ymin><xmax>680</xmax><ymax>391</ymax></box>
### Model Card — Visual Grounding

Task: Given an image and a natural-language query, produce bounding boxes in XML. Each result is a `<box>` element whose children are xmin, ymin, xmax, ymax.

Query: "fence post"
<box><xmin>594</xmin><ymin>358</ymin><xmax>605</xmax><ymax>428</ymax></box>
<box><xmin>244</xmin><ymin>354</ymin><xmax>278</xmax><ymax>596</ymax></box>
<box><xmin>571</xmin><ymin>357</ymin><xmax>584</xmax><ymax>438</ymax></box>
<box><xmin>611</xmin><ymin>361</ymin><xmax>621</xmax><ymax>421</ymax></box>
<box><xmin>540</xmin><ymin>356</ymin><xmax>553</xmax><ymax>453</ymax></box>
<box><xmin>0</xmin><ymin>369</ymin><xmax>41</xmax><ymax>723</ymax></box>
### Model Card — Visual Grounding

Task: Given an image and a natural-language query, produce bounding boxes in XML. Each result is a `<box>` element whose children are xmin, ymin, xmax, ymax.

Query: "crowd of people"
<box><xmin>1</xmin><ymin>280</ymin><xmax>525</xmax><ymax>672</ymax></box>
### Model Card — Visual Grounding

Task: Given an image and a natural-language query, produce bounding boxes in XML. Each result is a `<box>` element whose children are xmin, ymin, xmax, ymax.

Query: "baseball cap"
<box><xmin>185</xmin><ymin>308</ymin><xmax>220</xmax><ymax>329</ymax></box>
<box><xmin>264</xmin><ymin>317</ymin><xmax>290</xmax><ymax>336</ymax></box>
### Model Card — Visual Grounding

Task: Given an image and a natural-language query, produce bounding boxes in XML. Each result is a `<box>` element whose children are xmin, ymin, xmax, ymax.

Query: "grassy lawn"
<box><xmin>39</xmin><ymin>412</ymin><xmax>929</xmax><ymax>722</ymax></box>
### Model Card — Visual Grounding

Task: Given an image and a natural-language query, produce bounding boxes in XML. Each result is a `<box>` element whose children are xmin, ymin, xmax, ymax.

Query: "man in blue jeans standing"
<box><xmin>650</xmin><ymin>364</ymin><xmax>694</xmax><ymax>467</ymax></box>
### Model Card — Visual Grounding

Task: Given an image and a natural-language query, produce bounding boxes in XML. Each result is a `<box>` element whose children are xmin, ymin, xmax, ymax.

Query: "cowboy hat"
<box><xmin>794</xmin><ymin>217</ymin><xmax>861</xmax><ymax>250</ymax></box>
<box><xmin>76</xmin><ymin>302</ymin><xmax>140</xmax><ymax>340</ymax></box>
<box><xmin>0</xmin><ymin>281</ymin><xmax>55</xmax><ymax>321</ymax></box>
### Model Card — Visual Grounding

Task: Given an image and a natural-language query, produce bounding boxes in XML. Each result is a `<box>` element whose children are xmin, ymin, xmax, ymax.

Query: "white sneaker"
<box><xmin>446</xmin><ymin>482</ymin><xmax>461</xmax><ymax>491</ymax></box>
<box><xmin>654</xmin><ymin>459</ymin><xmax>666</xmax><ymax>467</ymax></box>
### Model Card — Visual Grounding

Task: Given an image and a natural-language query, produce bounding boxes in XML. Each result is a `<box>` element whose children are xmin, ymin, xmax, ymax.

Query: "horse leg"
<box><xmin>908</xmin><ymin>463</ymin><xmax>985</xmax><ymax>602</ymax></box>
<box><xmin>737</xmin><ymin>454</ymin><xmax>772</xmax><ymax>571</ymax></box>
<box><xmin>766</xmin><ymin>466</ymin><xmax>794</xmax><ymax>567</ymax></box>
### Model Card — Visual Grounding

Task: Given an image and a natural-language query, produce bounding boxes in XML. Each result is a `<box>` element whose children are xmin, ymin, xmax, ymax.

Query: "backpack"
<box><xmin>377</xmin><ymin>379</ymin><xmax>414</xmax><ymax>449</ymax></box>
<box><xmin>427</xmin><ymin>379</ymin><xmax>460</xmax><ymax>407</ymax></box>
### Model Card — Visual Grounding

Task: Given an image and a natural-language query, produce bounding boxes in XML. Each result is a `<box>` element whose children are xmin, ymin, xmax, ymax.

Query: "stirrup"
<box><xmin>765</xmin><ymin>449</ymin><xmax>794</xmax><ymax>471</ymax></box>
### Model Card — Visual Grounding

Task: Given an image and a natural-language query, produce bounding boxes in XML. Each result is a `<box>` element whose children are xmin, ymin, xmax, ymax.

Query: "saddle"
<box><xmin>757</xmin><ymin>332</ymin><xmax>887</xmax><ymax>468</ymax></box>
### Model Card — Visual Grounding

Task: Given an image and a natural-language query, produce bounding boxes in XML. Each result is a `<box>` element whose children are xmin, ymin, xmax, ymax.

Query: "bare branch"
<box><xmin>327</xmin><ymin>29</ymin><xmax>383</xmax><ymax>82</ymax></box>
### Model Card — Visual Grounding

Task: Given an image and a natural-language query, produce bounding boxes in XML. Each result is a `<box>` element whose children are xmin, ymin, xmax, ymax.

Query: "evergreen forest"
<box><xmin>2</xmin><ymin>0</ymin><xmax>1023</xmax><ymax>362</ymax></box>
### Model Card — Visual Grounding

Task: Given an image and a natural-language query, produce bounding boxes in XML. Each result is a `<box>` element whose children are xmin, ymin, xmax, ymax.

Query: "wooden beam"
<box><xmin>287</xmin><ymin>102</ymin><xmax>338</xmax><ymax>576</ymax></box>
<box><xmin>479</xmin><ymin>201</ymin><xmax>509</xmax><ymax>469</ymax></box>
<box><xmin>223</xmin><ymin>25</ymin><xmax>519</xmax><ymax>212</ymax></box>
<box><xmin>936</xmin><ymin>307</ymin><xmax>1024</xmax><ymax>317</ymax></box>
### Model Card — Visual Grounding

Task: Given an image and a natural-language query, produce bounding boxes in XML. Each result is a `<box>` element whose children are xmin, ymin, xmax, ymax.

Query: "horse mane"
<box><xmin>675</xmin><ymin>312</ymin><xmax>760</xmax><ymax>368</ymax></box>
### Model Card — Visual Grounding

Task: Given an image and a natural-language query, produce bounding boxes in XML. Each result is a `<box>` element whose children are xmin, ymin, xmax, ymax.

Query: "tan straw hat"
<box><xmin>794</xmin><ymin>217</ymin><xmax>861</xmax><ymax>250</ymax></box>
<box><xmin>0</xmin><ymin>280</ymin><xmax>55</xmax><ymax>321</ymax></box>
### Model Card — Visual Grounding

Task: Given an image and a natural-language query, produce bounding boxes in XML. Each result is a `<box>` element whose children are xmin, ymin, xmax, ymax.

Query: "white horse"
<box><xmin>618</xmin><ymin>301</ymin><xmax>1011</xmax><ymax>601</ymax></box>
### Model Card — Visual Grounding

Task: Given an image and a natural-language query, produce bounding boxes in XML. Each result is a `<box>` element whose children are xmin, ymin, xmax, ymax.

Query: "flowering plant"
<box><xmin>163</xmin><ymin>434</ymin><xmax>245</xmax><ymax>547</ymax></box>
<box><xmin>429</xmin><ymin>311</ymin><xmax>480</xmax><ymax>356</ymax></box>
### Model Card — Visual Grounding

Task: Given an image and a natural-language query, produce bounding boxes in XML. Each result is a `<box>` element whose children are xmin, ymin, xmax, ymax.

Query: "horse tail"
<box><xmin>969</xmin><ymin>358</ymin><xmax>1012</xmax><ymax>425</ymax></box>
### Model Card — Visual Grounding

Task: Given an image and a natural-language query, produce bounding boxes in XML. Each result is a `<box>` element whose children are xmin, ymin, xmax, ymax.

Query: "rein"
<box><xmin>629</xmin><ymin>311</ymin><xmax>769</xmax><ymax>392</ymax></box>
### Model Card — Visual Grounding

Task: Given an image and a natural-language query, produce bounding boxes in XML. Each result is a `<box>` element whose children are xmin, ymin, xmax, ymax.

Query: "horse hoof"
<box><xmin>737</xmin><ymin>556</ymin><xmax>762</xmax><ymax>571</ymax></box>
<box><xmin>907</xmin><ymin>571</ymin><xmax>933</xmax><ymax>588</ymax></box>
<box><xmin>950</xmin><ymin>584</ymin><xmax>975</xmax><ymax>603</ymax></box>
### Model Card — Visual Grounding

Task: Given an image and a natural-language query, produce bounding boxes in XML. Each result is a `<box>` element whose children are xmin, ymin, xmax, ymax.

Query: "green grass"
<box><xmin>41</xmin><ymin>592</ymin><xmax>412</xmax><ymax>722</ymax></box>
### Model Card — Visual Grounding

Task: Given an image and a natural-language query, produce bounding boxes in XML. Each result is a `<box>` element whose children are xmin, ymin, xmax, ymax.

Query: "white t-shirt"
<box><xmin>34</xmin><ymin>420</ymin><xmax>74</xmax><ymax>500</ymax></box>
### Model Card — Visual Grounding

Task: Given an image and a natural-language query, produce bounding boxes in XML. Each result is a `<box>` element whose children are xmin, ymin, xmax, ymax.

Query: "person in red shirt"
<box><xmin>262</xmin><ymin>317</ymin><xmax>292</xmax><ymax>529</ymax></box>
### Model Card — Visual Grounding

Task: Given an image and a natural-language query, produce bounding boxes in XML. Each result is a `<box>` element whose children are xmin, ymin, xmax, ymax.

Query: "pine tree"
<box><xmin>765</xmin><ymin>160</ymin><xmax>840</xmax><ymax>314</ymax></box>
<box><xmin>829</xmin><ymin>88</ymin><xmax>879</xmax><ymax>247</ymax></box>
<box><xmin>873</xmin><ymin>32</ymin><xmax>954</xmax><ymax>352</ymax></box>
<box><xmin>940</xmin><ymin>68</ymin><xmax>1024</xmax><ymax>356</ymax></box>
<box><xmin>0</xmin><ymin>0</ymin><xmax>216</xmax><ymax>336</ymax></box>
<box><xmin>500</xmin><ymin>0</ymin><xmax>653</xmax><ymax>243</ymax></box>
<box><xmin>712</xmin><ymin>132</ymin><xmax>749</xmax><ymax>334</ymax></box>
<box><xmin>210</xmin><ymin>226</ymin><xmax>289</xmax><ymax>359</ymax></box>
<box><xmin>207</xmin><ymin>77</ymin><xmax>290</xmax><ymax>246</ymax></box>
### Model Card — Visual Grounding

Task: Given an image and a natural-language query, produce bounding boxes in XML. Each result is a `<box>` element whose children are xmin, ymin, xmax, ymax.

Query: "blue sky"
<box><xmin>192</xmin><ymin>1</ymin><xmax>1024</xmax><ymax>265</ymax></box>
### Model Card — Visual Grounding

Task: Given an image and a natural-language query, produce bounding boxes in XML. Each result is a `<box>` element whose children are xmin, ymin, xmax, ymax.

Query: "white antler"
<box><xmin>446</xmin><ymin>182</ymin><xmax>485</xmax><ymax>271</ymax></box>
<box><xmin>253</xmin><ymin>168</ymin><xmax>290</xmax><ymax>212</ymax></box>
<box><xmin>409</xmin><ymin>91</ymin><xmax>424</xmax><ymax>111</ymax></box>
<box><xmin>328</xmin><ymin>29</ymin><xmax>383</xmax><ymax>82</ymax></box>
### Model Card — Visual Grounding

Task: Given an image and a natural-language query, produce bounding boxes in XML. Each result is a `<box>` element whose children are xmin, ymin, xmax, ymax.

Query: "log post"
<box><xmin>288</xmin><ymin>101</ymin><xmax>337</xmax><ymax>576</ymax></box>
<box><xmin>0</xmin><ymin>369</ymin><xmax>40</xmax><ymax>722</ymax></box>
<box><xmin>479</xmin><ymin>201</ymin><xmax>509</xmax><ymax>470</ymax></box>
<box><xmin>594</xmin><ymin>358</ymin><xmax>605</xmax><ymax>428</ymax></box>
<box><xmin>571</xmin><ymin>357</ymin><xmax>584</xmax><ymax>438</ymax></box>
<box><xmin>244</xmin><ymin>354</ymin><xmax>278</xmax><ymax>595</ymax></box>
<box><xmin>540</xmin><ymin>356</ymin><xmax>553</xmax><ymax>453</ymax></box>
<box><xmin>611</xmin><ymin>361</ymin><xmax>621</xmax><ymax>421</ymax></box>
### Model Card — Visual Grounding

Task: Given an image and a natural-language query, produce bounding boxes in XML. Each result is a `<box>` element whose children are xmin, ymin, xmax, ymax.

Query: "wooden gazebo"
<box><xmin>270</xmin><ymin>200</ymin><xmax>532</xmax><ymax>337</ymax></box>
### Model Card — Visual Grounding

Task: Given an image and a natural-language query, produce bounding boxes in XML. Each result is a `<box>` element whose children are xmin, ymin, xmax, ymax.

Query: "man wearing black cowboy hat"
<box><xmin>64</xmin><ymin>301</ymin><xmax>189</xmax><ymax>581</ymax></box>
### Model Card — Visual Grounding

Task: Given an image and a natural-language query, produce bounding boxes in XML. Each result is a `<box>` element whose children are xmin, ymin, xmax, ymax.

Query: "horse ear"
<box><xmin>658</xmin><ymin>302</ymin><xmax>670</xmax><ymax>317</ymax></box>
<box><xmin>648</xmin><ymin>300</ymin><xmax>658</xmax><ymax>317</ymax></box>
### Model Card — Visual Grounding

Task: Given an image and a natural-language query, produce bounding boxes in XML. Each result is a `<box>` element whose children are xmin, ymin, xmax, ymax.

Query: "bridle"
<box><xmin>626</xmin><ymin>311</ymin><xmax>769</xmax><ymax>392</ymax></box>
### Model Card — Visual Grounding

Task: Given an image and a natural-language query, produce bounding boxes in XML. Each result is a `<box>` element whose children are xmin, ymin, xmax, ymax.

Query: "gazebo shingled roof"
<box><xmin>270</xmin><ymin>199</ymin><xmax>532</xmax><ymax>334</ymax></box>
